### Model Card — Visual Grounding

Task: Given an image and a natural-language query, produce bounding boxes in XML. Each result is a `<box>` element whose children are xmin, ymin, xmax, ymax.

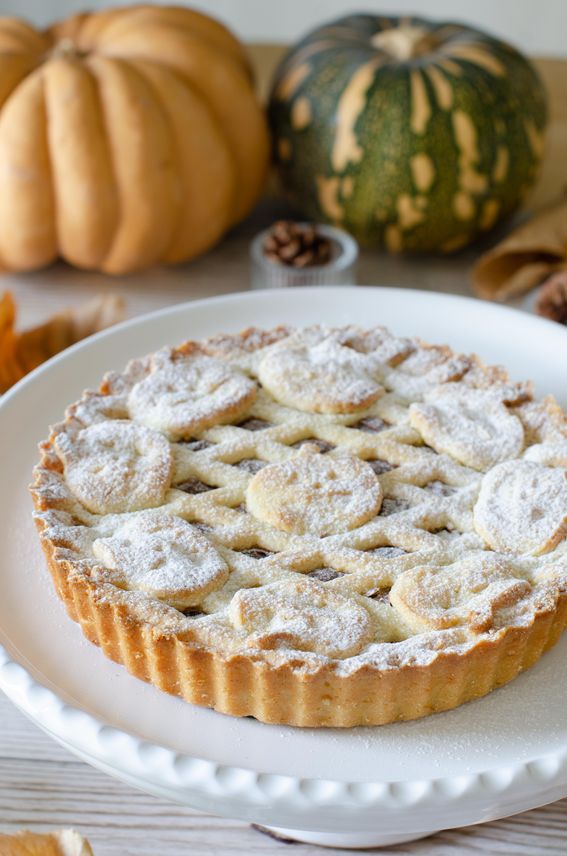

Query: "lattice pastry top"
<box><xmin>32</xmin><ymin>325</ymin><xmax>567</xmax><ymax>678</ymax></box>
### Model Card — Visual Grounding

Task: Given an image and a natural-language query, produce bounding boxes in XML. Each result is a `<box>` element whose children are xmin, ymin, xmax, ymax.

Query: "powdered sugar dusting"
<box><xmin>384</xmin><ymin>344</ymin><xmax>471</xmax><ymax>401</ymax></box>
<box><xmin>246</xmin><ymin>448</ymin><xmax>382</xmax><ymax>536</ymax></box>
<box><xmin>128</xmin><ymin>348</ymin><xmax>256</xmax><ymax>440</ymax></box>
<box><xmin>258</xmin><ymin>329</ymin><xmax>386</xmax><ymax>414</ymax></box>
<box><xmin>54</xmin><ymin>421</ymin><xmax>173</xmax><ymax>515</ymax></box>
<box><xmin>474</xmin><ymin>460</ymin><xmax>567</xmax><ymax>555</ymax></box>
<box><xmin>92</xmin><ymin>511</ymin><xmax>228</xmax><ymax>609</ymax></box>
<box><xmin>229</xmin><ymin>579</ymin><xmax>374</xmax><ymax>659</ymax></box>
<box><xmin>409</xmin><ymin>384</ymin><xmax>524</xmax><ymax>471</ymax></box>
<box><xmin>390</xmin><ymin>553</ymin><xmax>532</xmax><ymax>634</ymax></box>
<box><xmin>524</xmin><ymin>442</ymin><xmax>567</xmax><ymax>467</ymax></box>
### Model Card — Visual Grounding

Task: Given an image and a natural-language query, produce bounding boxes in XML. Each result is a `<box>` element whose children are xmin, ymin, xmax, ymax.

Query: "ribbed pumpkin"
<box><xmin>268</xmin><ymin>15</ymin><xmax>548</xmax><ymax>254</ymax></box>
<box><xmin>0</xmin><ymin>5</ymin><xmax>269</xmax><ymax>274</ymax></box>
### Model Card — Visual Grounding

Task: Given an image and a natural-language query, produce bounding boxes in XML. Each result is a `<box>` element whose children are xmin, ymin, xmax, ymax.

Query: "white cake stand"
<box><xmin>1</xmin><ymin>287</ymin><xmax>566</xmax><ymax>850</ymax></box>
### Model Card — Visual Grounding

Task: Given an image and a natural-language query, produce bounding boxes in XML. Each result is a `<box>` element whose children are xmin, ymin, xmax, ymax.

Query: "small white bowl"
<box><xmin>250</xmin><ymin>223</ymin><xmax>358</xmax><ymax>289</ymax></box>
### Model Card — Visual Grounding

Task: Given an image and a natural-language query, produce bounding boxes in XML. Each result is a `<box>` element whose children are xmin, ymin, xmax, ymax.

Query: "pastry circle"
<box><xmin>390</xmin><ymin>554</ymin><xmax>531</xmax><ymax>634</ymax></box>
<box><xmin>245</xmin><ymin>449</ymin><xmax>383</xmax><ymax>536</ymax></box>
<box><xmin>55</xmin><ymin>420</ymin><xmax>172</xmax><ymax>515</ymax></box>
<box><xmin>474</xmin><ymin>459</ymin><xmax>567</xmax><ymax>554</ymax></box>
<box><xmin>229</xmin><ymin>579</ymin><xmax>374</xmax><ymax>659</ymax></box>
<box><xmin>409</xmin><ymin>385</ymin><xmax>524</xmax><ymax>471</ymax></box>
<box><xmin>93</xmin><ymin>512</ymin><xmax>229</xmax><ymax>609</ymax></box>
<box><xmin>128</xmin><ymin>350</ymin><xmax>256</xmax><ymax>440</ymax></box>
<box><xmin>258</xmin><ymin>333</ymin><xmax>383</xmax><ymax>414</ymax></box>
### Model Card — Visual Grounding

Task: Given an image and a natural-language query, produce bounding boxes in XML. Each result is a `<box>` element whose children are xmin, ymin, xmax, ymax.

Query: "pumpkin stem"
<box><xmin>50</xmin><ymin>38</ymin><xmax>88</xmax><ymax>60</ymax></box>
<box><xmin>371</xmin><ymin>24</ymin><xmax>432</xmax><ymax>61</ymax></box>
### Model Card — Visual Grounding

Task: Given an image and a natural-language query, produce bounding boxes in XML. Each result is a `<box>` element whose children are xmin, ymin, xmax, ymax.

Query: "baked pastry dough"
<box><xmin>92</xmin><ymin>511</ymin><xmax>229</xmax><ymax>609</ymax></box>
<box><xmin>54</xmin><ymin>421</ymin><xmax>173</xmax><ymax>515</ymax></box>
<box><xmin>474</xmin><ymin>460</ymin><xmax>567</xmax><ymax>555</ymax></box>
<box><xmin>127</xmin><ymin>347</ymin><xmax>256</xmax><ymax>439</ymax></box>
<box><xmin>390</xmin><ymin>554</ymin><xmax>531</xmax><ymax>633</ymax></box>
<box><xmin>257</xmin><ymin>327</ymin><xmax>388</xmax><ymax>413</ymax></box>
<box><xmin>409</xmin><ymin>384</ymin><xmax>524</xmax><ymax>470</ymax></box>
<box><xmin>229</xmin><ymin>578</ymin><xmax>374</xmax><ymax>659</ymax></box>
<box><xmin>31</xmin><ymin>325</ymin><xmax>567</xmax><ymax>727</ymax></box>
<box><xmin>245</xmin><ymin>447</ymin><xmax>382</xmax><ymax>536</ymax></box>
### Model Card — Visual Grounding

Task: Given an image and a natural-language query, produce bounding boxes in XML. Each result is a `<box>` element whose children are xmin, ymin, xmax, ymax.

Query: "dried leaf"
<box><xmin>0</xmin><ymin>293</ymin><xmax>124</xmax><ymax>394</ymax></box>
<box><xmin>0</xmin><ymin>828</ymin><xmax>94</xmax><ymax>855</ymax></box>
<box><xmin>472</xmin><ymin>197</ymin><xmax>567</xmax><ymax>300</ymax></box>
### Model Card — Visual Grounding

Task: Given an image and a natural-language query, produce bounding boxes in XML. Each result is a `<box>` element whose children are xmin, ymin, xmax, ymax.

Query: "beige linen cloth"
<box><xmin>472</xmin><ymin>196</ymin><xmax>567</xmax><ymax>301</ymax></box>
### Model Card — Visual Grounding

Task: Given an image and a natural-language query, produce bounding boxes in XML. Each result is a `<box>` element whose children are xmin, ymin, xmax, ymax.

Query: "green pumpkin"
<box><xmin>268</xmin><ymin>14</ymin><xmax>548</xmax><ymax>253</ymax></box>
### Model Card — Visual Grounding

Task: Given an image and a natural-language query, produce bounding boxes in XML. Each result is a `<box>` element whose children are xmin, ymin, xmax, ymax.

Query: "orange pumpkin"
<box><xmin>0</xmin><ymin>5</ymin><xmax>269</xmax><ymax>274</ymax></box>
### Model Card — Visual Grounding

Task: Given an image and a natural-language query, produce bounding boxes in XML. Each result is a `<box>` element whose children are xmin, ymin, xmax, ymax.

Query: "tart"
<box><xmin>31</xmin><ymin>325</ymin><xmax>567</xmax><ymax>727</ymax></box>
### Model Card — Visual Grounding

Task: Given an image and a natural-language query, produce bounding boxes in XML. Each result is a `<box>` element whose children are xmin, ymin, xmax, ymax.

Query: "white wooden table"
<box><xmin>2</xmin><ymin>195</ymin><xmax>567</xmax><ymax>853</ymax></box>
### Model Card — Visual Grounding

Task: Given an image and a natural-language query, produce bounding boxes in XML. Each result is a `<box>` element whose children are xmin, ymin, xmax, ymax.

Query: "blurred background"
<box><xmin>0</xmin><ymin>0</ymin><xmax>564</xmax><ymax>331</ymax></box>
<box><xmin>8</xmin><ymin>0</ymin><xmax>567</xmax><ymax>54</ymax></box>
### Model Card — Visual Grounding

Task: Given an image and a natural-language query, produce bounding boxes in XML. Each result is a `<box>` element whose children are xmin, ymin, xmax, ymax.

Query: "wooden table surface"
<box><xmin>2</xmin><ymin>48</ymin><xmax>567</xmax><ymax>856</ymax></box>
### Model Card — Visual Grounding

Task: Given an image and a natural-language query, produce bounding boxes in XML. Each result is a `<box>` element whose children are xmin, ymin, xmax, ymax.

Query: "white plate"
<box><xmin>1</xmin><ymin>287</ymin><xmax>567</xmax><ymax>849</ymax></box>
